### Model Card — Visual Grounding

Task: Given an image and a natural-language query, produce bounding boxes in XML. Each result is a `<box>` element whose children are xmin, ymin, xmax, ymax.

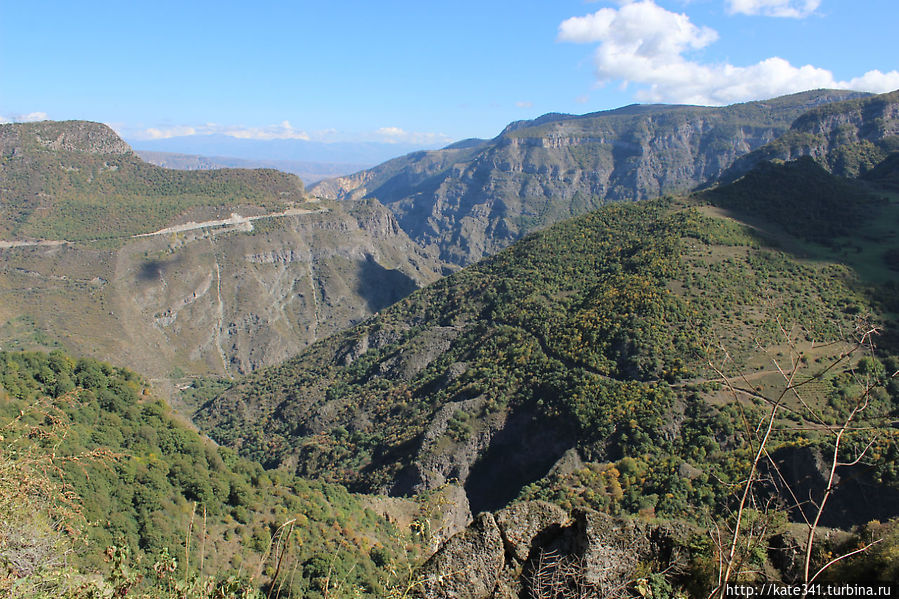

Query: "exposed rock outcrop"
<box><xmin>412</xmin><ymin>502</ymin><xmax>685</xmax><ymax>599</ymax></box>
<box><xmin>494</xmin><ymin>500</ymin><xmax>570</xmax><ymax>562</ymax></box>
<box><xmin>412</xmin><ymin>513</ymin><xmax>505</xmax><ymax>599</ymax></box>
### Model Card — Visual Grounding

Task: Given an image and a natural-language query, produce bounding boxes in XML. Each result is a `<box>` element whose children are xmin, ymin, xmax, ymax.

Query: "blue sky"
<box><xmin>1</xmin><ymin>0</ymin><xmax>897</xmax><ymax>152</ymax></box>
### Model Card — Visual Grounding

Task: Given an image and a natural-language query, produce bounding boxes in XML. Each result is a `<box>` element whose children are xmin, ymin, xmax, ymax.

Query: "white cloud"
<box><xmin>727</xmin><ymin>0</ymin><xmax>820</xmax><ymax>18</ymax></box>
<box><xmin>559</xmin><ymin>1</ymin><xmax>899</xmax><ymax>105</ymax></box>
<box><xmin>130</xmin><ymin>120</ymin><xmax>310</xmax><ymax>141</ymax></box>
<box><xmin>142</xmin><ymin>125</ymin><xmax>198</xmax><ymax>139</ymax></box>
<box><xmin>845</xmin><ymin>70</ymin><xmax>899</xmax><ymax>91</ymax></box>
<box><xmin>223</xmin><ymin>120</ymin><xmax>310</xmax><ymax>141</ymax></box>
<box><xmin>516</xmin><ymin>101</ymin><xmax>534</xmax><ymax>108</ymax></box>
<box><xmin>373</xmin><ymin>127</ymin><xmax>452</xmax><ymax>145</ymax></box>
<box><xmin>0</xmin><ymin>111</ymin><xmax>49</xmax><ymax>124</ymax></box>
<box><xmin>559</xmin><ymin>2</ymin><xmax>718</xmax><ymax>51</ymax></box>
<box><xmin>376</xmin><ymin>126</ymin><xmax>407</xmax><ymax>138</ymax></box>
<box><xmin>311</xmin><ymin>128</ymin><xmax>338</xmax><ymax>141</ymax></box>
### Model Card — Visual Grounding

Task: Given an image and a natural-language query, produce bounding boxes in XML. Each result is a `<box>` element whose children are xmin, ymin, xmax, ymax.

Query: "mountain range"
<box><xmin>2</xmin><ymin>89</ymin><xmax>899</xmax><ymax>596</ymax></box>
<box><xmin>129</xmin><ymin>133</ymin><xmax>446</xmax><ymax>168</ymax></box>
<box><xmin>1</xmin><ymin>89</ymin><xmax>896</xmax><ymax>392</ymax></box>
<box><xmin>311</xmin><ymin>89</ymin><xmax>876</xmax><ymax>265</ymax></box>
<box><xmin>134</xmin><ymin>150</ymin><xmax>371</xmax><ymax>184</ymax></box>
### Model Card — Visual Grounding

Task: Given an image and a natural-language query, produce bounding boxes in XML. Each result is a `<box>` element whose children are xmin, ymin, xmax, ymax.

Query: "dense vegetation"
<box><xmin>0</xmin><ymin>351</ymin><xmax>421</xmax><ymax>597</ymax></box>
<box><xmin>704</xmin><ymin>156</ymin><xmax>879</xmax><ymax>243</ymax></box>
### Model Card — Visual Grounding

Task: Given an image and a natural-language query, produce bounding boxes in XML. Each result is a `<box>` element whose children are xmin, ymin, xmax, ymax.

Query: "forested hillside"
<box><xmin>0</xmin><ymin>350</ymin><xmax>437</xmax><ymax>597</ymax></box>
<box><xmin>199</xmin><ymin>157</ymin><xmax>899</xmax><ymax>522</ymax></box>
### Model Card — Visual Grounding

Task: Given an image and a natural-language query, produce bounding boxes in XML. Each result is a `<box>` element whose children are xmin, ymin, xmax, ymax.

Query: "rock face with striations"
<box><xmin>721</xmin><ymin>89</ymin><xmax>899</xmax><ymax>180</ymax></box>
<box><xmin>311</xmin><ymin>89</ymin><xmax>868</xmax><ymax>265</ymax></box>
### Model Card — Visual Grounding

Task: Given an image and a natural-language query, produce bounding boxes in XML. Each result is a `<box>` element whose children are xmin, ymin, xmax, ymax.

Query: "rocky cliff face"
<box><xmin>0</xmin><ymin>198</ymin><xmax>443</xmax><ymax>380</ymax></box>
<box><xmin>722</xmin><ymin>89</ymin><xmax>899</xmax><ymax>180</ymax></box>
<box><xmin>311</xmin><ymin>90</ymin><xmax>868</xmax><ymax>265</ymax></box>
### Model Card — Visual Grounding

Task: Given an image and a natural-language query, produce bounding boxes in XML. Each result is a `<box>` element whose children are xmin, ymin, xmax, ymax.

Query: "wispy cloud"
<box><xmin>129</xmin><ymin>120</ymin><xmax>311</xmax><ymax>141</ymax></box>
<box><xmin>373</xmin><ymin>127</ymin><xmax>452</xmax><ymax>145</ymax></box>
<box><xmin>726</xmin><ymin>0</ymin><xmax>820</xmax><ymax>18</ymax></box>
<box><xmin>0</xmin><ymin>111</ymin><xmax>49</xmax><ymax>124</ymax></box>
<box><xmin>516</xmin><ymin>101</ymin><xmax>534</xmax><ymax>108</ymax></box>
<box><xmin>558</xmin><ymin>0</ymin><xmax>899</xmax><ymax>105</ymax></box>
<box><xmin>123</xmin><ymin>120</ymin><xmax>451</xmax><ymax>147</ymax></box>
<box><xmin>142</xmin><ymin>125</ymin><xmax>198</xmax><ymax>139</ymax></box>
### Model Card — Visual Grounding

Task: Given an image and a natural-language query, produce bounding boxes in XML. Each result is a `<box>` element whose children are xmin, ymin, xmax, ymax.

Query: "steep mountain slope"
<box><xmin>199</xmin><ymin>157</ymin><xmax>899</xmax><ymax>519</ymax></box>
<box><xmin>0</xmin><ymin>121</ymin><xmax>446</xmax><ymax>382</ymax></box>
<box><xmin>311</xmin><ymin>90</ymin><xmax>868</xmax><ymax>265</ymax></box>
<box><xmin>722</xmin><ymin>89</ymin><xmax>899</xmax><ymax>181</ymax></box>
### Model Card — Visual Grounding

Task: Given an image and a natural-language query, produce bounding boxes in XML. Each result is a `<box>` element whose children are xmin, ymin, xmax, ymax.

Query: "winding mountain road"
<box><xmin>0</xmin><ymin>204</ymin><xmax>327</xmax><ymax>248</ymax></box>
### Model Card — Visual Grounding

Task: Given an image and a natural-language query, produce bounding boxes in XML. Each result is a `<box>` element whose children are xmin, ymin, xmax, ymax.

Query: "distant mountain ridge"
<box><xmin>135</xmin><ymin>150</ymin><xmax>372</xmax><ymax>184</ymax></box>
<box><xmin>130</xmin><ymin>133</ymin><xmax>447</xmax><ymax>167</ymax></box>
<box><xmin>311</xmin><ymin>89</ymin><xmax>873</xmax><ymax>265</ymax></box>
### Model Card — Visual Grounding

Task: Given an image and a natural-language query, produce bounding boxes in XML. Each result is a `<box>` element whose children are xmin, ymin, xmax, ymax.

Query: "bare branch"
<box><xmin>808</xmin><ymin>539</ymin><xmax>882</xmax><ymax>584</ymax></box>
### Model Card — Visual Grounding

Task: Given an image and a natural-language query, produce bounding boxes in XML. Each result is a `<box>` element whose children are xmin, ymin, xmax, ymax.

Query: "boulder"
<box><xmin>411</xmin><ymin>513</ymin><xmax>505</xmax><ymax>599</ymax></box>
<box><xmin>494</xmin><ymin>500</ymin><xmax>570</xmax><ymax>562</ymax></box>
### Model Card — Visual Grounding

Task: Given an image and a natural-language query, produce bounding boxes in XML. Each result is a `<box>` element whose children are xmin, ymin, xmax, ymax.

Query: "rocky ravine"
<box><xmin>311</xmin><ymin>89</ymin><xmax>868</xmax><ymax>265</ymax></box>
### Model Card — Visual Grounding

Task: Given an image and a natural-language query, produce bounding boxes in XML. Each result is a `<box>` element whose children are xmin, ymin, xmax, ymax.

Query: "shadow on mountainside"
<box><xmin>355</xmin><ymin>254</ymin><xmax>419</xmax><ymax>313</ymax></box>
